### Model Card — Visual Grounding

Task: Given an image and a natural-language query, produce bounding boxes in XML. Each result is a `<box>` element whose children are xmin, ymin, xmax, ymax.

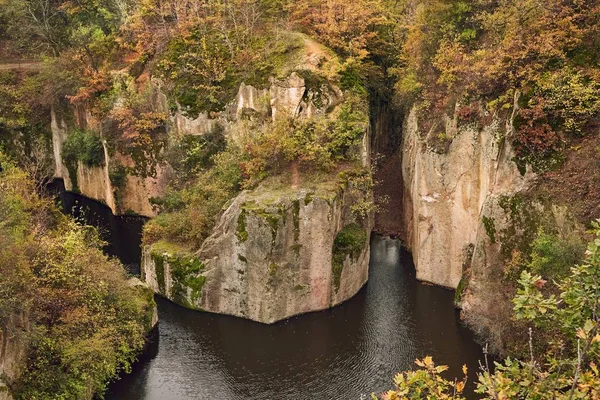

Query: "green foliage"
<box><xmin>0</xmin><ymin>154</ymin><xmax>154</xmax><ymax>399</ymax></box>
<box><xmin>528</xmin><ymin>228</ymin><xmax>585</xmax><ymax>280</ymax></box>
<box><xmin>109</xmin><ymin>163</ymin><xmax>127</xmax><ymax>188</ymax></box>
<box><xmin>61</xmin><ymin>128</ymin><xmax>105</xmax><ymax>189</ymax></box>
<box><xmin>477</xmin><ymin>224</ymin><xmax>600</xmax><ymax>398</ymax></box>
<box><xmin>144</xmin><ymin>146</ymin><xmax>243</xmax><ymax>248</ymax></box>
<box><xmin>332</xmin><ymin>223</ymin><xmax>367</xmax><ymax>291</ymax></box>
<box><xmin>241</xmin><ymin>91</ymin><xmax>368</xmax><ymax>183</ymax></box>
<box><xmin>236</xmin><ymin>209</ymin><xmax>249</xmax><ymax>243</ymax></box>
<box><xmin>157</xmin><ymin>17</ymin><xmax>302</xmax><ymax>116</ymax></box>
<box><xmin>165</xmin><ymin>125</ymin><xmax>227</xmax><ymax>180</ymax></box>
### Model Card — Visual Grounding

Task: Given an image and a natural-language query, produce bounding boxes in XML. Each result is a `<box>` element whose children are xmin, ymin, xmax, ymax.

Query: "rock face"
<box><xmin>51</xmin><ymin>107</ymin><xmax>172</xmax><ymax>217</ymax></box>
<box><xmin>460</xmin><ymin>193</ymin><xmax>584</xmax><ymax>351</ymax></box>
<box><xmin>51</xmin><ymin>71</ymin><xmax>343</xmax><ymax>217</ymax></box>
<box><xmin>400</xmin><ymin>107</ymin><xmax>532</xmax><ymax>288</ymax></box>
<box><xmin>143</xmin><ymin>180</ymin><xmax>373</xmax><ymax>324</ymax></box>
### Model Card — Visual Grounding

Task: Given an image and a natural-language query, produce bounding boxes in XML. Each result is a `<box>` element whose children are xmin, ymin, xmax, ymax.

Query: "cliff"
<box><xmin>143</xmin><ymin>174</ymin><xmax>373</xmax><ymax>323</ymax></box>
<box><xmin>400</xmin><ymin>105</ymin><xmax>532</xmax><ymax>288</ymax></box>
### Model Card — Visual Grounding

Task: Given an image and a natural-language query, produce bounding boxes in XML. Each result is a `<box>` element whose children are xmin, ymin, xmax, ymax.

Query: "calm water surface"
<box><xmin>55</xmin><ymin>184</ymin><xmax>484</xmax><ymax>400</ymax></box>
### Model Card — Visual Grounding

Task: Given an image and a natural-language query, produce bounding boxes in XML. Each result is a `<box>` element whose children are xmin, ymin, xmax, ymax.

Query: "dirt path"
<box><xmin>0</xmin><ymin>62</ymin><xmax>43</xmax><ymax>71</ymax></box>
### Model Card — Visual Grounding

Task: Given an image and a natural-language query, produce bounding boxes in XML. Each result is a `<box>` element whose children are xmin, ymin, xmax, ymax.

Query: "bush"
<box><xmin>0</xmin><ymin>154</ymin><xmax>154</xmax><ymax>399</ymax></box>
<box><xmin>62</xmin><ymin>129</ymin><xmax>105</xmax><ymax>168</ymax></box>
<box><xmin>165</xmin><ymin>125</ymin><xmax>227</xmax><ymax>180</ymax></box>
<box><xmin>144</xmin><ymin>147</ymin><xmax>243</xmax><ymax>248</ymax></box>
<box><xmin>528</xmin><ymin>228</ymin><xmax>585</xmax><ymax>281</ymax></box>
<box><xmin>241</xmin><ymin>92</ymin><xmax>368</xmax><ymax>184</ymax></box>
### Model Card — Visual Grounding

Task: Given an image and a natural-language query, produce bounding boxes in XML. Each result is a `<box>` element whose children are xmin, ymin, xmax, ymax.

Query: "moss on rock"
<box><xmin>332</xmin><ymin>223</ymin><xmax>367</xmax><ymax>292</ymax></box>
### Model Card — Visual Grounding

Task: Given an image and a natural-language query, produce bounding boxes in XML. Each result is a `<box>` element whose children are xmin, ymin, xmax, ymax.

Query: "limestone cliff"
<box><xmin>143</xmin><ymin>175</ymin><xmax>373</xmax><ymax>324</ymax></box>
<box><xmin>51</xmin><ymin>102</ymin><xmax>173</xmax><ymax>217</ymax></box>
<box><xmin>400</xmin><ymin>106</ymin><xmax>532</xmax><ymax>288</ymax></box>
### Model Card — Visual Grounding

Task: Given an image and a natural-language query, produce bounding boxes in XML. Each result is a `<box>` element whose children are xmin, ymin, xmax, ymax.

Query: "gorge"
<box><xmin>54</xmin><ymin>189</ymin><xmax>484</xmax><ymax>399</ymax></box>
<box><xmin>2</xmin><ymin>0</ymin><xmax>600</xmax><ymax>398</ymax></box>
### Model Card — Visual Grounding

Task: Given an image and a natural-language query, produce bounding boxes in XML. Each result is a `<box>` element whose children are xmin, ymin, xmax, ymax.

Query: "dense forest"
<box><xmin>1</xmin><ymin>0</ymin><xmax>600</xmax><ymax>398</ymax></box>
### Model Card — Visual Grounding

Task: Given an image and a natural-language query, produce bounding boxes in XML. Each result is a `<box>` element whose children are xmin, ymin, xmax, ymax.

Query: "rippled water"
<box><xmin>53</xmin><ymin>185</ymin><xmax>484</xmax><ymax>400</ymax></box>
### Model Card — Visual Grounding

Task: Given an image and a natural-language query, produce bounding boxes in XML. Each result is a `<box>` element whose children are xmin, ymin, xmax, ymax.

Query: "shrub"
<box><xmin>144</xmin><ymin>146</ymin><xmax>243</xmax><ymax>248</ymax></box>
<box><xmin>528</xmin><ymin>228</ymin><xmax>585</xmax><ymax>281</ymax></box>
<box><xmin>0</xmin><ymin>154</ymin><xmax>154</xmax><ymax>399</ymax></box>
<box><xmin>62</xmin><ymin>129</ymin><xmax>105</xmax><ymax>167</ymax></box>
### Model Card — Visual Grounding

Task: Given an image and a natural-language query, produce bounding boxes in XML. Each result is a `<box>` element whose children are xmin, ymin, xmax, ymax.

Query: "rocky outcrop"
<box><xmin>51</xmin><ymin>107</ymin><xmax>172</xmax><ymax>217</ymax></box>
<box><xmin>51</xmin><ymin>70</ymin><xmax>343</xmax><ymax>217</ymax></box>
<box><xmin>143</xmin><ymin>177</ymin><xmax>373</xmax><ymax>324</ymax></box>
<box><xmin>400</xmin><ymin>107</ymin><xmax>533</xmax><ymax>288</ymax></box>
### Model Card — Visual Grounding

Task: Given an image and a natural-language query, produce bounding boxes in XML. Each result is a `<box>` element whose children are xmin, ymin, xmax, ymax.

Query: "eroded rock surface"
<box><xmin>400</xmin><ymin>107</ymin><xmax>533</xmax><ymax>288</ymax></box>
<box><xmin>143</xmin><ymin>179</ymin><xmax>373</xmax><ymax>324</ymax></box>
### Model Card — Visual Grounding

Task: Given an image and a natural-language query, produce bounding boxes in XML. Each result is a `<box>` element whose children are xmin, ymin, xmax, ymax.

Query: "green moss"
<box><xmin>332</xmin><ymin>223</ymin><xmax>367</xmax><ymax>292</ymax></box>
<box><xmin>236</xmin><ymin>209</ymin><xmax>248</xmax><ymax>242</ymax></box>
<box><xmin>151</xmin><ymin>253</ymin><xmax>166</xmax><ymax>295</ymax></box>
<box><xmin>269</xmin><ymin>263</ymin><xmax>279</xmax><ymax>276</ymax></box>
<box><xmin>150</xmin><ymin>241</ymin><xmax>206</xmax><ymax>307</ymax></box>
<box><xmin>495</xmin><ymin>195</ymin><xmax>541</xmax><ymax>263</ymax></box>
<box><xmin>454</xmin><ymin>275</ymin><xmax>468</xmax><ymax>307</ymax></box>
<box><xmin>454</xmin><ymin>243</ymin><xmax>474</xmax><ymax>308</ymax></box>
<box><xmin>265</xmin><ymin>214</ymin><xmax>280</xmax><ymax>240</ymax></box>
<box><xmin>304</xmin><ymin>192</ymin><xmax>313</xmax><ymax>205</ymax></box>
<box><xmin>290</xmin><ymin>243</ymin><xmax>302</xmax><ymax>256</ymax></box>
<box><xmin>482</xmin><ymin>216</ymin><xmax>497</xmax><ymax>243</ymax></box>
<box><xmin>292</xmin><ymin>199</ymin><xmax>300</xmax><ymax>242</ymax></box>
<box><xmin>109</xmin><ymin>164</ymin><xmax>127</xmax><ymax>189</ymax></box>
<box><xmin>498</xmin><ymin>195</ymin><xmax>524</xmax><ymax>218</ymax></box>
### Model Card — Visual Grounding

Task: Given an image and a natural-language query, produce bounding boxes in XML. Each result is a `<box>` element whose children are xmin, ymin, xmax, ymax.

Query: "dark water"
<box><xmin>53</xmin><ymin>182</ymin><xmax>484</xmax><ymax>399</ymax></box>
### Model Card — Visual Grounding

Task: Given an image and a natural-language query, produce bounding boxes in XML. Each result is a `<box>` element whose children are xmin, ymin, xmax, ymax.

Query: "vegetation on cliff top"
<box><xmin>0</xmin><ymin>153</ymin><xmax>154</xmax><ymax>399</ymax></box>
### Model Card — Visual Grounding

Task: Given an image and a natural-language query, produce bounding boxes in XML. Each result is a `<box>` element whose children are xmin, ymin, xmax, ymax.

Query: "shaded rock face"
<box><xmin>143</xmin><ymin>184</ymin><xmax>373</xmax><ymax>324</ymax></box>
<box><xmin>400</xmin><ymin>107</ymin><xmax>532</xmax><ymax>288</ymax></box>
<box><xmin>460</xmin><ymin>197</ymin><xmax>582</xmax><ymax>351</ymax></box>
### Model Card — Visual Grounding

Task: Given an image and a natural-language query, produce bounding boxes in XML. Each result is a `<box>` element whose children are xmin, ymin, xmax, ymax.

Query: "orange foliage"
<box><xmin>290</xmin><ymin>0</ymin><xmax>389</xmax><ymax>59</ymax></box>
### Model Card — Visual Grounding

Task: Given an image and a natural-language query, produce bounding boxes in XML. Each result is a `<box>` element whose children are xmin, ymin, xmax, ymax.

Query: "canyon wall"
<box><xmin>400</xmin><ymin>106</ymin><xmax>533</xmax><ymax>288</ymax></box>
